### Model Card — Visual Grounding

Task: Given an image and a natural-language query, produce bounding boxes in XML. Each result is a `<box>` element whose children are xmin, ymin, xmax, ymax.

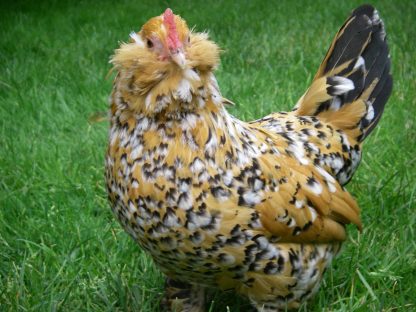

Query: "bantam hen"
<box><xmin>105</xmin><ymin>5</ymin><xmax>392</xmax><ymax>311</ymax></box>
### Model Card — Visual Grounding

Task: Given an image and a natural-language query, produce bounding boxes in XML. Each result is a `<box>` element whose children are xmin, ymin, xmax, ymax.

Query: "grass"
<box><xmin>0</xmin><ymin>0</ymin><xmax>415</xmax><ymax>311</ymax></box>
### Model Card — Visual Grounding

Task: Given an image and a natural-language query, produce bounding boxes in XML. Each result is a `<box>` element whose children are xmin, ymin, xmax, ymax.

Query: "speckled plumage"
<box><xmin>105</xmin><ymin>5</ymin><xmax>392</xmax><ymax>311</ymax></box>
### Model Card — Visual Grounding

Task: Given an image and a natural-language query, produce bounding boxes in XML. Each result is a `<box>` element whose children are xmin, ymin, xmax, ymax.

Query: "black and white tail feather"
<box><xmin>295</xmin><ymin>4</ymin><xmax>392</xmax><ymax>142</ymax></box>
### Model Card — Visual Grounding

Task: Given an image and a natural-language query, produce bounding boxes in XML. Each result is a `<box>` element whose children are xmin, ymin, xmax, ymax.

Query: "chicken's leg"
<box><xmin>161</xmin><ymin>278</ymin><xmax>205</xmax><ymax>312</ymax></box>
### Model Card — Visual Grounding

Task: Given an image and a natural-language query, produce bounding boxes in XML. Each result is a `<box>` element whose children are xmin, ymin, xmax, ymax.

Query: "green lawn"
<box><xmin>1</xmin><ymin>0</ymin><xmax>415</xmax><ymax>311</ymax></box>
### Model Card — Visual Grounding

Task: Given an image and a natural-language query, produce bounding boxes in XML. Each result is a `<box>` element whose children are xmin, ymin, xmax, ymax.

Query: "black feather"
<box><xmin>362</xmin><ymin>74</ymin><xmax>393</xmax><ymax>140</ymax></box>
<box><xmin>324</xmin><ymin>15</ymin><xmax>372</xmax><ymax>73</ymax></box>
<box><xmin>327</xmin><ymin>5</ymin><xmax>392</xmax><ymax>140</ymax></box>
<box><xmin>297</xmin><ymin>5</ymin><xmax>392</xmax><ymax>143</ymax></box>
<box><xmin>343</xmin><ymin>66</ymin><xmax>365</xmax><ymax>103</ymax></box>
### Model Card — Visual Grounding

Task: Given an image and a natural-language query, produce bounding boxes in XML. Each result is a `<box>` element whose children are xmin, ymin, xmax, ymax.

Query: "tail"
<box><xmin>294</xmin><ymin>5</ymin><xmax>392</xmax><ymax>142</ymax></box>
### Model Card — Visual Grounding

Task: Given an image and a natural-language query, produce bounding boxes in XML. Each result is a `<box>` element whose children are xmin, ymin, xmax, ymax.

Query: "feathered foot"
<box><xmin>161</xmin><ymin>278</ymin><xmax>205</xmax><ymax>312</ymax></box>
<box><xmin>253</xmin><ymin>304</ymin><xmax>286</xmax><ymax>312</ymax></box>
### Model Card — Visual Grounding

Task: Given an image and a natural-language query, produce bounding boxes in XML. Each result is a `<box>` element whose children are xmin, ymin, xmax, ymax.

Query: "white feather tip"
<box><xmin>129</xmin><ymin>32</ymin><xmax>144</xmax><ymax>47</ymax></box>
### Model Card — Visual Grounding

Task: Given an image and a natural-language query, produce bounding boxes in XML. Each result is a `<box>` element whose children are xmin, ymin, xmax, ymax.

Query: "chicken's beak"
<box><xmin>170</xmin><ymin>50</ymin><xmax>186</xmax><ymax>69</ymax></box>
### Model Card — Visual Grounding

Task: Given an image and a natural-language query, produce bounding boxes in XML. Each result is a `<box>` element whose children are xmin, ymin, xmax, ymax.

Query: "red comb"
<box><xmin>163</xmin><ymin>8</ymin><xmax>181</xmax><ymax>50</ymax></box>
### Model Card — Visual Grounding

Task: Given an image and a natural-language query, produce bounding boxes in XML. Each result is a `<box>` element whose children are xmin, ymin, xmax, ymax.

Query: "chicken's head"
<box><xmin>111</xmin><ymin>9</ymin><xmax>221</xmax><ymax>115</ymax></box>
<box><xmin>133</xmin><ymin>8</ymin><xmax>189</xmax><ymax>68</ymax></box>
<box><xmin>113</xmin><ymin>8</ymin><xmax>219</xmax><ymax>72</ymax></box>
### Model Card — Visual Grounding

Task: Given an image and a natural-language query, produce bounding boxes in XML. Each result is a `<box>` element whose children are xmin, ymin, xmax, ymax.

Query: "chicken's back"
<box><xmin>252</xmin><ymin>112</ymin><xmax>361</xmax><ymax>185</ymax></box>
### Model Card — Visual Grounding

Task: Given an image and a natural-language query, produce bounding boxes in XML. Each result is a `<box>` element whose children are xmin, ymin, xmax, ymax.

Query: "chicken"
<box><xmin>105</xmin><ymin>6</ymin><xmax>392</xmax><ymax>311</ymax></box>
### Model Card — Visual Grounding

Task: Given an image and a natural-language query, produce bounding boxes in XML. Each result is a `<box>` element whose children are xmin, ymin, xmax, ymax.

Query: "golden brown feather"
<box><xmin>105</xmin><ymin>5</ymin><xmax>392</xmax><ymax>311</ymax></box>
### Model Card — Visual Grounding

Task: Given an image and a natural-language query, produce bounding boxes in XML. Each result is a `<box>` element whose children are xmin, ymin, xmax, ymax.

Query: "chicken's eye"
<box><xmin>147</xmin><ymin>39</ymin><xmax>153</xmax><ymax>48</ymax></box>
<box><xmin>187</xmin><ymin>35</ymin><xmax>190</xmax><ymax>44</ymax></box>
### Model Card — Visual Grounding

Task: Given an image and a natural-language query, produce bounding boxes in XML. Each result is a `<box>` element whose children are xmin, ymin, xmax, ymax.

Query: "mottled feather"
<box><xmin>106</xmin><ymin>5</ymin><xmax>391</xmax><ymax>311</ymax></box>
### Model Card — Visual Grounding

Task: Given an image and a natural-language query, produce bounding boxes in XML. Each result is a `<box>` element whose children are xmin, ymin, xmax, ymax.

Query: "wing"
<box><xmin>197</xmin><ymin>117</ymin><xmax>362</xmax><ymax>244</ymax></box>
<box><xmin>199</xmin><ymin>137</ymin><xmax>361</xmax><ymax>244</ymax></box>
<box><xmin>253</xmin><ymin>151</ymin><xmax>361</xmax><ymax>243</ymax></box>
